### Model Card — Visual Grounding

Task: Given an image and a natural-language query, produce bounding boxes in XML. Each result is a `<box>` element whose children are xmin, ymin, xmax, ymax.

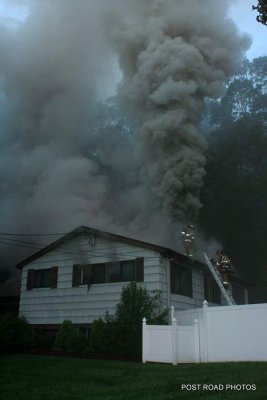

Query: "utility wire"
<box><xmin>0</xmin><ymin>240</ymin><xmax>162</xmax><ymax>261</ymax></box>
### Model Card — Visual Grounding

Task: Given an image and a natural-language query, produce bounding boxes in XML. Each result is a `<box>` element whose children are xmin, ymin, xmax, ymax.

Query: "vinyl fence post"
<box><xmin>142</xmin><ymin>317</ymin><xmax>147</xmax><ymax>364</ymax></box>
<box><xmin>171</xmin><ymin>305</ymin><xmax>175</xmax><ymax>323</ymax></box>
<box><xmin>194</xmin><ymin>319</ymin><xmax>200</xmax><ymax>363</ymax></box>
<box><xmin>172</xmin><ymin>316</ymin><xmax>177</xmax><ymax>365</ymax></box>
<box><xmin>203</xmin><ymin>300</ymin><xmax>209</xmax><ymax>362</ymax></box>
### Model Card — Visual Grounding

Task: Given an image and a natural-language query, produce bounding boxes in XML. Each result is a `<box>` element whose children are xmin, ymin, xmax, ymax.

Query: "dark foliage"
<box><xmin>253</xmin><ymin>0</ymin><xmax>267</xmax><ymax>26</ymax></box>
<box><xmin>101</xmin><ymin>282</ymin><xmax>168</xmax><ymax>359</ymax></box>
<box><xmin>55</xmin><ymin>320</ymin><xmax>89</xmax><ymax>352</ymax></box>
<box><xmin>89</xmin><ymin>318</ymin><xmax>109</xmax><ymax>354</ymax></box>
<box><xmin>0</xmin><ymin>313</ymin><xmax>33</xmax><ymax>352</ymax></box>
<box><xmin>89</xmin><ymin>283</ymin><xmax>168</xmax><ymax>359</ymax></box>
<box><xmin>32</xmin><ymin>327</ymin><xmax>57</xmax><ymax>349</ymax></box>
<box><xmin>200</xmin><ymin>57</ymin><xmax>267</xmax><ymax>302</ymax></box>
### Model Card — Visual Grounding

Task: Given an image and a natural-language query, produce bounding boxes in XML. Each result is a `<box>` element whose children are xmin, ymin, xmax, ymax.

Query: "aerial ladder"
<box><xmin>203</xmin><ymin>252</ymin><xmax>236</xmax><ymax>306</ymax></box>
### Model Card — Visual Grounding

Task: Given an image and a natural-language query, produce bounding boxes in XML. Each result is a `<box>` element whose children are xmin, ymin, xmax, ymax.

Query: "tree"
<box><xmin>0</xmin><ymin>313</ymin><xmax>33</xmax><ymax>352</ymax></box>
<box><xmin>253</xmin><ymin>1</ymin><xmax>267</xmax><ymax>26</ymax></box>
<box><xmin>200</xmin><ymin>57</ymin><xmax>267</xmax><ymax>302</ymax></box>
<box><xmin>103</xmin><ymin>282</ymin><xmax>168</xmax><ymax>358</ymax></box>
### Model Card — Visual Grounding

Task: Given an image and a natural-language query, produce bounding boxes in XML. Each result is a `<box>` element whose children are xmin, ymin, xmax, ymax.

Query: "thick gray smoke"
<box><xmin>108</xmin><ymin>0</ymin><xmax>250</xmax><ymax>221</ymax></box>
<box><xmin>0</xmin><ymin>0</ymin><xmax>250</xmax><ymax>293</ymax></box>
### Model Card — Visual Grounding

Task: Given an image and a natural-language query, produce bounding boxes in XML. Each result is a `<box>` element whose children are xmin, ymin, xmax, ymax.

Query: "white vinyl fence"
<box><xmin>142</xmin><ymin>301</ymin><xmax>267</xmax><ymax>364</ymax></box>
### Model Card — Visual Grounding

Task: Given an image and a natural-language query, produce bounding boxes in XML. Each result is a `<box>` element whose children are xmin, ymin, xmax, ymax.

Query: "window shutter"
<box><xmin>72</xmin><ymin>264</ymin><xmax>81</xmax><ymax>287</ymax></box>
<box><xmin>135</xmin><ymin>257</ymin><xmax>144</xmax><ymax>282</ymax></box>
<box><xmin>50</xmin><ymin>266</ymin><xmax>58</xmax><ymax>289</ymax></box>
<box><xmin>27</xmin><ymin>269</ymin><xmax>35</xmax><ymax>290</ymax></box>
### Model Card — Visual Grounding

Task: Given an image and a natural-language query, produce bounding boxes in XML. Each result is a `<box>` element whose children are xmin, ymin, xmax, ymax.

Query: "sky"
<box><xmin>229</xmin><ymin>0</ymin><xmax>266</xmax><ymax>60</ymax></box>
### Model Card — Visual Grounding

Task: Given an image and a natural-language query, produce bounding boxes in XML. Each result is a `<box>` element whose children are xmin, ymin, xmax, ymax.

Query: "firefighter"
<box><xmin>216</xmin><ymin>249</ymin><xmax>231</xmax><ymax>287</ymax></box>
<box><xmin>181</xmin><ymin>224</ymin><xmax>195</xmax><ymax>257</ymax></box>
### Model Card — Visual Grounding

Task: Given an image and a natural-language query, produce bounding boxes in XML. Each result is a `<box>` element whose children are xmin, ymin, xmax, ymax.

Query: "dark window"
<box><xmin>121</xmin><ymin>260</ymin><xmax>135</xmax><ymax>281</ymax></box>
<box><xmin>72</xmin><ymin>257</ymin><xmax>144</xmax><ymax>286</ymax></box>
<box><xmin>27</xmin><ymin>267</ymin><xmax>58</xmax><ymax>290</ymax></box>
<box><xmin>34</xmin><ymin>269</ymin><xmax>51</xmax><ymax>288</ymax></box>
<box><xmin>108</xmin><ymin>262</ymin><xmax>121</xmax><ymax>282</ymax></box>
<box><xmin>81</xmin><ymin>264</ymin><xmax>93</xmax><ymax>285</ymax></box>
<box><xmin>232</xmin><ymin>283</ymin><xmax>245</xmax><ymax>305</ymax></box>
<box><xmin>93</xmin><ymin>263</ymin><xmax>106</xmax><ymax>283</ymax></box>
<box><xmin>27</xmin><ymin>268</ymin><xmax>58</xmax><ymax>290</ymax></box>
<box><xmin>170</xmin><ymin>262</ymin><xmax>192</xmax><ymax>297</ymax></box>
<box><xmin>204</xmin><ymin>272</ymin><xmax>221</xmax><ymax>304</ymax></box>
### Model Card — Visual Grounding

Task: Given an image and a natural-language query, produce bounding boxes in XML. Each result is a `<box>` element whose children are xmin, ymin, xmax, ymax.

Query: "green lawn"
<box><xmin>1</xmin><ymin>355</ymin><xmax>267</xmax><ymax>400</ymax></box>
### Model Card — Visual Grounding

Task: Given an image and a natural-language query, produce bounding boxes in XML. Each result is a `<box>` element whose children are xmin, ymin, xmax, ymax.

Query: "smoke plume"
<box><xmin>108</xmin><ymin>0</ymin><xmax>250</xmax><ymax>221</ymax></box>
<box><xmin>0</xmin><ymin>0</ymin><xmax>250</xmax><ymax>291</ymax></box>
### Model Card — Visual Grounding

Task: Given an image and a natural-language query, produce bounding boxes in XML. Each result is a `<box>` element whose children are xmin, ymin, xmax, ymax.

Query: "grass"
<box><xmin>1</xmin><ymin>355</ymin><xmax>267</xmax><ymax>400</ymax></box>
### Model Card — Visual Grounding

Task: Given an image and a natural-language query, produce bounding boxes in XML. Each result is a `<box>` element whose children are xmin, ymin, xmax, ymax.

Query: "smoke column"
<box><xmin>0</xmin><ymin>0</ymin><xmax>250</xmax><ymax>292</ymax></box>
<box><xmin>107</xmin><ymin>0</ymin><xmax>250</xmax><ymax>222</ymax></box>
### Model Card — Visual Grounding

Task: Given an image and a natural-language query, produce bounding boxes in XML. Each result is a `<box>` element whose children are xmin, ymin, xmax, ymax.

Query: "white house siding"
<box><xmin>19</xmin><ymin>234</ymin><xmax>169</xmax><ymax>325</ymax></box>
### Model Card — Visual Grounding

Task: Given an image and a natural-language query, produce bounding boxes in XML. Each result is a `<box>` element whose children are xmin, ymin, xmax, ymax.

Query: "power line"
<box><xmin>0</xmin><ymin>233</ymin><xmax>66</xmax><ymax>236</ymax></box>
<box><xmin>0</xmin><ymin>240</ymin><xmax>162</xmax><ymax>261</ymax></box>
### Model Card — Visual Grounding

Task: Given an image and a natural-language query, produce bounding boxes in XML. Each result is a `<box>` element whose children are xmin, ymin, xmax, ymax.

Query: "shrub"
<box><xmin>33</xmin><ymin>328</ymin><xmax>56</xmax><ymax>349</ymax></box>
<box><xmin>54</xmin><ymin>320</ymin><xmax>77</xmax><ymax>351</ymax></box>
<box><xmin>110</xmin><ymin>283</ymin><xmax>168</xmax><ymax>358</ymax></box>
<box><xmin>0</xmin><ymin>313</ymin><xmax>33</xmax><ymax>352</ymax></box>
<box><xmin>55</xmin><ymin>320</ymin><xmax>89</xmax><ymax>352</ymax></box>
<box><xmin>68</xmin><ymin>334</ymin><xmax>89</xmax><ymax>353</ymax></box>
<box><xmin>90</xmin><ymin>282</ymin><xmax>168</xmax><ymax>359</ymax></box>
<box><xmin>90</xmin><ymin>318</ymin><xmax>109</xmax><ymax>354</ymax></box>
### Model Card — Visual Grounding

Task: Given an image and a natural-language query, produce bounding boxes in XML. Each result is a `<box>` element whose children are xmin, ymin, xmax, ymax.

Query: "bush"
<box><xmin>0</xmin><ymin>313</ymin><xmax>33</xmax><ymax>352</ymax></box>
<box><xmin>90</xmin><ymin>282</ymin><xmax>168</xmax><ymax>359</ymax></box>
<box><xmin>68</xmin><ymin>334</ymin><xmax>89</xmax><ymax>353</ymax></box>
<box><xmin>110</xmin><ymin>283</ymin><xmax>168</xmax><ymax>358</ymax></box>
<box><xmin>33</xmin><ymin>328</ymin><xmax>56</xmax><ymax>349</ymax></box>
<box><xmin>54</xmin><ymin>320</ymin><xmax>77</xmax><ymax>351</ymax></box>
<box><xmin>55</xmin><ymin>320</ymin><xmax>89</xmax><ymax>352</ymax></box>
<box><xmin>90</xmin><ymin>318</ymin><xmax>109</xmax><ymax>354</ymax></box>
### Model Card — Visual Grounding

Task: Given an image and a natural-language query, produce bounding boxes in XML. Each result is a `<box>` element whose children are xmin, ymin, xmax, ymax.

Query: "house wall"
<box><xmin>19</xmin><ymin>233</ymin><xmax>232</xmax><ymax>326</ymax></box>
<box><xmin>19</xmin><ymin>234</ymin><xmax>169</xmax><ymax>325</ymax></box>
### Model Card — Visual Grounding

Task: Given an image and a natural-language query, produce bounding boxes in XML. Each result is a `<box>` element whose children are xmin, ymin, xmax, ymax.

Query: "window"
<box><xmin>108</xmin><ymin>262</ymin><xmax>121</xmax><ymax>282</ymax></box>
<box><xmin>72</xmin><ymin>258</ymin><xmax>144</xmax><ymax>287</ymax></box>
<box><xmin>81</xmin><ymin>265</ymin><xmax>93</xmax><ymax>285</ymax></box>
<box><xmin>204</xmin><ymin>272</ymin><xmax>221</xmax><ymax>304</ymax></box>
<box><xmin>121</xmin><ymin>260</ymin><xmax>135</xmax><ymax>281</ymax></box>
<box><xmin>34</xmin><ymin>269</ymin><xmax>51</xmax><ymax>288</ymax></box>
<box><xmin>72</xmin><ymin>264</ymin><xmax>93</xmax><ymax>286</ymax></box>
<box><xmin>27</xmin><ymin>267</ymin><xmax>58</xmax><ymax>290</ymax></box>
<box><xmin>93</xmin><ymin>263</ymin><xmax>106</xmax><ymax>283</ymax></box>
<box><xmin>232</xmin><ymin>283</ymin><xmax>245</xmax><ymax>305</ymax></box>
<box><xmin>170</xmin><ymin>262</ymin><xmax>192</xmax><ymax>297</ymax></box>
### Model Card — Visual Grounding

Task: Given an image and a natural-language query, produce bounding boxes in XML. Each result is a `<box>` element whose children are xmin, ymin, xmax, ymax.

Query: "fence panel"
<box><xmin>143</xmin><ymin>302</ymin><xmax>267</xmax><ymax>364</ymax></box>
<box><xmin>175</xmin><ymin>308</ymin><xmax>203</xmax><ymax>326</ymax></box>
<box><xmin>143</xmin><ymin>321</ymin><xmax>173</xmax><ymax>363</ymax></box>
<box><xmin>176</xmin><ymin>324</ymin><xmax>199</xmax><ymax>363</ymax></box>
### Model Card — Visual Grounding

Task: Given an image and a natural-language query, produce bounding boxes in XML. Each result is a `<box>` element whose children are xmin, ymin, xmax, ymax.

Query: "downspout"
<box><xmin>166</xmin><ymin>256</ymin><xmax>171</xmax><ymax>322</ymax></box>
